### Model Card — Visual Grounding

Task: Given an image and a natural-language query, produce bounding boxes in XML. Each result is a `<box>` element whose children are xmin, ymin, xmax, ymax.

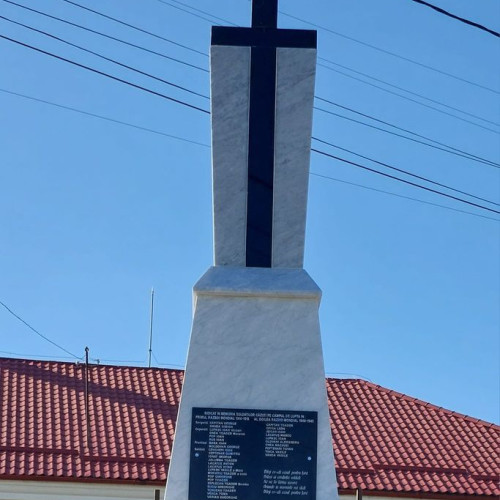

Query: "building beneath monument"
<box><xmin>0</xmin><ymin>357</ymin><xmax>498</xmax><ymax>500</ymax></box>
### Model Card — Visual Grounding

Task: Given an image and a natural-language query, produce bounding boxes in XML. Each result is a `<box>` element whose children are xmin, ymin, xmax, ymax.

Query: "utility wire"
<box><xmin>169</xmin><ymin>0</ymin><xmax>499</xmax><ymax>94</ymax></box>
<box><xmin>311</xmin><ymin>148</ymin><xmax>500</xmax><ymax>215</ymax></box>
<box><xmin>314</xmin><ymin>105</ymin><xmax>500</xmax><ymax>168</ymax></box>
<box><xmin>0</xmin><ymin>15</ymin><xmax>209</xmax><ymax>100</ymax></box>
<box><xmin>318</xmin><ymin>66</ymin><xmax>500</xmax><ymax>134</ymax></box>
<box><xmin>2</xmin><ymin>28</ymin><xmax>497</xmax><ymax>209</ymax></box>
<box><xmin>149</xmin><ymin>0</ymin><xmax>500</xmax><ymax>130</ymax></box>
<box><xmin>2</xmin><ymin>87</ymin><xmax>496</xmax><ymax>222</ymax></box>
<box><xmin>155</xmin><ymin>0</ymin><xmax>224</xmax><ymax>26</ymax></box>
<box><xmin>2</xmin><ymin>0</ymin><xmax>209</xmax><ymax>73</ymax></box>
<box><xmin>315</xmin><ymin>97</ymin><xmax>500</xmax><ymax>168</ymax></box>
<box><xmin>157</xmin><ymin>0</ymin><xmax>238</xmax><ymax>26</ymax></box>
<box><xmin>3</xmin><ymin>31</ymin><xmax>497</xmax><ymax>209</ymax></box>
<box><xmin>310</xmin><ymin>172</ymin><xmax>499</xmax><ymax>222</ymax></box>
<box><xmin>7</xmin><ymin>0</ymin><xmax>495</xmax><ymax>137</ymax></box>
<box><xmin>312</xmin><ymin>137</ymin><xmax>500</xmax><ymax>206</ymax></box>
<box><xmin>0</xmin><ymin>34</ymin><xmax>210</xmax><ymax>114</ymax></box>
<box><xmin>153</xmin><ymin>0</ymin><xmax>499</xmax><ymax>127</ymax></box>
<box><xmin>60</xmin><ymin>0</ymin><xmax>208</xmax><ymax>57</ymax></box>
<box><xmin>280</xmin><ymin>10</ymin><xmax>499</xmax><ymax>95</ymax></box>
<box><xmin>0</xmin><ymin>88</ymin><xmax>210</xmax><ymax>148</ymax></box>
<box><xmin>0</xmin><ymin>300</ymin><xmax>82</xmax><ymax>359</ymax></box>
<box><xmin>409</xmin><ymin>0</ymin><xmax>500</xmax><ymax>38</ymax></box>
<box><xmin>0</xmin><ymin>350</ymin><xmax>77</xmax><ymax>360</ymax></box>
<box><xmin>318</xmin><ymin>59</ymin><xmax>500</xmax><ymax>128</ymax></box>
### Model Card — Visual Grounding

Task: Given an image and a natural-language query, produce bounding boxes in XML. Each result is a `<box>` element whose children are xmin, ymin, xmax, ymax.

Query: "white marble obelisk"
<box><xmin>165</xmin><ymin>2</ymin><xmax>338</xmax><ymax>500</ymax></box>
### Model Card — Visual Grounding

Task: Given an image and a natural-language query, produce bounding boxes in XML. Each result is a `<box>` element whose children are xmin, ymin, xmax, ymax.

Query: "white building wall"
<box><xmin>0</xmin><ymin>483</ymin><xmax>445</xmax><ymax>500</ymax></box>
<box><xmin>0</xmin><ymin>480</ymin><xmax>164</xmax><ymax>500</ymax></box>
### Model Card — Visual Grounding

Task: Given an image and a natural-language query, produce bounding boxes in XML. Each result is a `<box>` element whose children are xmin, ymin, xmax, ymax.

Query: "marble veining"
<box><xmin>165</xmin><ymin>275</ymin><xmax>338</xmax><ymax>500</ymax></box>
<box><xmin>194</xmin><ymin>266</ymin><xmax>321</xmax><ymax>299</ymax></box>
<box><xmin>273</xmin><ymin>48</ymin><xmax>317</xmax><ymax>268</ymax></box>
<box><xmin>211</xmin><ymin>46</ymin><xmax>250</xmax><ymax>267</ymax></box>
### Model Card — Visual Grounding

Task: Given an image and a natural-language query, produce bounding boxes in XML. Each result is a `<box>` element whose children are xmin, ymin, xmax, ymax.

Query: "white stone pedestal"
<box><xmin>165</xmin><ymin>267</ymin><xmax>338</xmax><ymax>500</ymax></box>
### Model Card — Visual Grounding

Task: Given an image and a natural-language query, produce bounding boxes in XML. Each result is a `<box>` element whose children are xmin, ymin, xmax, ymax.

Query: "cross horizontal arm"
<box><xmin>211</xmin><ymin>27</ymin><xmax>317</xmax><ymax>49</ymax></box>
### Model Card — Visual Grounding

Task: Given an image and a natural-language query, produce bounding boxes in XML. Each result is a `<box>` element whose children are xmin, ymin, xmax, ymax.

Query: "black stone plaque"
<box><xmin>189</xmin><ymin>408</ymin><xmax>318</xmax><ymax>500</ymax></box>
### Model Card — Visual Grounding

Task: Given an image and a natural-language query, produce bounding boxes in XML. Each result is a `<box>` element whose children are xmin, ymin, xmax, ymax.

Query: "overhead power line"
<box><xmin>148</xmin><ymin>0</ymin><xmax>500</xmax><ymax>130</ymax></box>
<box><xmin>2</xmin><ymin>26</ymin><xmax>497</xmax><ymax>213</ymax></box>
<box><xmin>312</xmin><ymin>138</ymin><xmax>500</xmax><ymax>207</ymax></box>
<box><xmin>159</xmin><ymin>0</ymin><xmax>237</xmax><ymax>26</ymax></box>
<box><xmin>2</xmin><ymin>0</ymin><xmax>209</xmax><ymax>72</ymax></box>
<box><xmin>309</xmin><ymin>172</ymin><xmax>499</xmax><ymax>222</ymax></box>
<box><xmin>7</xmin><ymin>0</ymin><xmax>496</xmax><ymax>137</ymax></box>
<box><xmin>409</xmin><ymin>0</ymin><xmax>500</xmax><ymax>38</ymax></box>
<box><xmin>0</xmin><ymin>15</ymin><xmax>209</xmax><ymax>100</ymax></box>
<box><xmin>0</xmin><ymin>34</ymin><xmax>210</xmax><ymax>114</ymax></box>
<box><xmin>0</xmin><ymin>350</ymin><xmax>77</xmax><ymax>360</ymax></box>
<box><xmin>314</xmin><ymin>105</ymin><xmax>500</xmax><ymax>169</ymax></box>
<box><xmin>311</xmin><ymin>148</ymin><xmax>500</xmax><ymax>215</ymax></box>
<box><xmin>152</xmin><ymin>0</ymin><xmax>500</xmax><ymax>126</ymax></box>
<box><xmin>317</xmin><ymin>59</ymin><xmax>500</xmax><ymax>128</ymax></box>
<box><xmin>0</xmin><ymin>300</ymin><xmax>81</xmax><ymax>359</ymax></box>
<box><xmin>0</xmin><ymin>88</ymin><xmax>210</xmax><ymax>148</ymax></box>
<box><xmin>317</xmin><ymin>66</ymin><xmax>500</xmax><ymax>134</ymax></box>
<box><xmin>155</xmin><ymin>0</ymin><xmax>235</xmax><ymax>26</ymax></box>
<box><xmin>60</xmin><ymin>0</ymin><xmax>208</xmax><ymax>57</ymax></box>
<box><xmin>280</xmin><ymin>11</ymin><xmax>499</xmax><ymax>95</ymax></box>
<box><xmin>2</xmin><ymin>87</ymin><xmax>497</xmax><ymax>222</ymax></box>
<box><xmin>315</xmin><ymin>97</ymin><xmax>500</xmax><ymax>168</ymax></box>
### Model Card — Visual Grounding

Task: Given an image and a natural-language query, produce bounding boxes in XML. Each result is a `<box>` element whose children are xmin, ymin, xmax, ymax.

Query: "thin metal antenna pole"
<box><xmin>148</xmin><ymin>288</ymin><xmax>154</xmax><ymax>368</ymax></box>
<box><xmin>84</xmin><ymin>346</ymin><xmax>90</xmax><ymax>450</ymax></box>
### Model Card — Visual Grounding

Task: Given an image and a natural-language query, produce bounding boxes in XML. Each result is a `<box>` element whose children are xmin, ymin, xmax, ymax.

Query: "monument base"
<box><xmin>165</xmin><ymin>267</ymin><xmax>338</xmax><ymax>500</ymax></box>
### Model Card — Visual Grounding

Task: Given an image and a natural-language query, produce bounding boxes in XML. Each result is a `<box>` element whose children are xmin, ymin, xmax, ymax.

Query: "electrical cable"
<box><xmin>151</xmin><ymin>0</ymin><xmax>499</xmax><ymax>126</ymax></box>
<box><xmin>148</xmin><ymin>0</ymin><xmax>500</xmax><ymax>130</ymax></box>
<box><xmin>317</xmin><ymin>66</ymin><xmax>500</xmax><ymax>134</ymax></box>
<box><xmin>155</xmin><ymin>0</ymin><xmax>224</xmax><ymax>26</ymax></box>
<box><xmin>2</xmin><ymin>32</ymin><xmax>496</xmax><ymax>211</ymax></box>
<box><xmin>314</xmin><ymin>105</ymin><xmax>500</xmax><ymax>168</ymax></box>
<box><xmin>317</xmin><ymin>59</ymin><xmax>500</xmax><ymax>128</ymax></box>
<box><xmin>0</xmin><ymin>88</ymin><xmax>210</xmax><ymax>148</ymax></box>
<box><xmin>2</xmin><ymin>0</ymin><xmax>209</xmax><ymax>73</ymax></box>
<box><xmin>315</xmin><ymin>97</ymin><xmax>500</xmax><ymax>168</ymax></box>
<box><xmin>2</xmin><ymin>88</ymin><xmax>497</xmax><ymax>222</ymax></box>
<box><xmin>59</xmin><ymin>0</ymin><xmax>208</xmax><ymax>57</ymax></box>
<box><xmin>310</xmin><ymin>172</ymin><xmax>499</xmax><ymax>222</ymax></box>
<box><xmin>0</xmin><ymin>300</ymin><xmax>82</xmax><ymax>359</ymax></box>
<box><xmin>156</xmin><ymin>0</ymin><xmax>238</xmax><ymax>26</ymax></box>
<box><xmin>312</xmin><ymin>137</ymin><xmax>500</xmax><ymax>206</ymax></box>
<box><xmin>0</xmin><ymin>34</ymin><xmax>210</xmax><ymax>114</ymax></box>
<box><xmin>280</xmin><ymin>10</ymin><xmax>500</xmax><ymax>95</ymax></box>
<box><xmin>0</xmin><ymin>15</ymin><xmax>209</xmax><ymax>100</ymax></box>
<box><xmin>311</xmin><ymin>148</ymin><xmax>500</xmax><ymax>215</ymax></box>
<box><xmin>409</xmin><ymin>0</ymin><xmax>500</xmax><ymax>38</ymax></box>
<box><xmin>6</xmin><ymin>0</ymin><xmax>496</xmax><ymax>138</ymax></box>
<box><xmin>0</xmin><ymin>350</ymin><xmax>77</xmax><ymax>360</ymax></box>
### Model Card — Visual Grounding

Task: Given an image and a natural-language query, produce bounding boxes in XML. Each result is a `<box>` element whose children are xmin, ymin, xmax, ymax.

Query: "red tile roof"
<box><xmin>0</xmin><ymin>357</ymin><xmax>498</xmax><ymax>497</ymax></box>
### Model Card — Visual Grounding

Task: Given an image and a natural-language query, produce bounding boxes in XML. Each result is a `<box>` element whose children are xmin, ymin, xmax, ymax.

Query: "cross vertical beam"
<box><xmin>211</xmin><ymin>4</ymin><xmax>316</xmax><ymax>268</ymax></box>
<box><xmin>247</xmin><ymin>0</ymin><xmax>278</xmax><ymax>267</ymax></box>
<box><xmin>252</xmin><ymin>0</ymin><xmax>278</xmax><ymax>28</ymax></box>
<box><xmin>246</xmin><ymin>45</ymin><xmax>277</xmax><ymax>267</ymax></box>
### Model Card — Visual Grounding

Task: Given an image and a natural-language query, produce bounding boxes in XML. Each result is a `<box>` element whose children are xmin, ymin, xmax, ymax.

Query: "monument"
<box><xmin>165</xmin><ymin>1</ymin><xmax>338</xmax><ymax>499</ymax></box>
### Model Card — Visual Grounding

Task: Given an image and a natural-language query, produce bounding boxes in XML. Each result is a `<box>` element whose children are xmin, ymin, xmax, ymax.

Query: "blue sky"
<box><xmin>1</xmin><ymin>0</ymin><xmax>499</xmax><ymax>424</ymax></box>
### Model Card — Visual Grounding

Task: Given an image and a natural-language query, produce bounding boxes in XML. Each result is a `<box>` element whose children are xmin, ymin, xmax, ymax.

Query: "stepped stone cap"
<box><xmin>194</xmin><ymin>266</ymin><xmax>322</xmax><ymax>299</ymax></box>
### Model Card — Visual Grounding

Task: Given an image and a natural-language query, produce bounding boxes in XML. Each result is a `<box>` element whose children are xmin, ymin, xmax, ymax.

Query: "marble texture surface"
<box><xmin>194</xmin><ymin>266</ymin><xmax>321</xmax><ymax>298</ymax></box>
<box><xmin>210</xmin><ymin>45</ymin><xmax>251</xmax><ymax>267</ymax></box>
<box><xmin>164</xmin><ymin>268</ymin><xmax>338</xmax><ymax>500</ymax></box>
<box><xmin>272</xmin><ymin>48</ymin><xmax>317</xmax><ymax>268</ymax></box>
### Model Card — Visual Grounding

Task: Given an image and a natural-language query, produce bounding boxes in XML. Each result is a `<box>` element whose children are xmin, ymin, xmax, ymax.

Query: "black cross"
<box><xmin>212</xmin><ymin>0</ymin><xmax>316</xmax><ymax>268</ymax></box>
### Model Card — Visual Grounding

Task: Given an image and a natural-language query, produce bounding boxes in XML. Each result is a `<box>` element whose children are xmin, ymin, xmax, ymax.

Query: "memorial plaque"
<box><xmin>189</xmin><ymin>408</ymin><xmax>318</xmax><ymax>500</ymax></box>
